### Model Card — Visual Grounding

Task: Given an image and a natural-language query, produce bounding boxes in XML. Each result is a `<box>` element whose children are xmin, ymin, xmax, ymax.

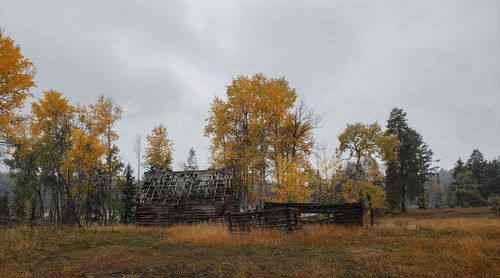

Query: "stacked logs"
<box><xmin>227</xmin><ymin>208</ymin><xmax>300</xmax><ymax>233</ymax></box>
<box><xmin>264</xmin><ymin>202</ymin><xmax>363</xmax><ymax>226</ymax></box>
<box><xmin>136</xmin><ymin>198</ymin><xmax>238</xmax><ymax>226</ymax></box>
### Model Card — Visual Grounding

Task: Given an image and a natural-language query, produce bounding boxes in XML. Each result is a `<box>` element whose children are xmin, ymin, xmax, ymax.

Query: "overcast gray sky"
<box><xmin>1</xmin><ymin>0</ymin><xmax>499</xmax><ymax>173</ymax></box>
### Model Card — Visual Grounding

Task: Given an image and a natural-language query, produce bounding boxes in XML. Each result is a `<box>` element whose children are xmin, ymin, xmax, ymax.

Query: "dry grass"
<box><xmin>0</xmin><ymin>207</ymin><xmax>499</xmax><ymax>277</ymax></box>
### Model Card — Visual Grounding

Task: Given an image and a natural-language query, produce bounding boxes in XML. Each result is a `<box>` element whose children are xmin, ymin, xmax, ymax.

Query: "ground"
<box><xmin>1</xmin><ymin>207</ymin><xmax>499</xmax><ymax>277</ymax></box>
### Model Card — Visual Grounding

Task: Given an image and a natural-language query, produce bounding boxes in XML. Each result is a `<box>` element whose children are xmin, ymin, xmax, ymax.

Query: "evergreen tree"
<box><xmin>451</xmin><ymin>151</ymin><xmax>499</xmax><ymax>207</ymax></box>
<box><xmin>181</xmin><ymin>147</ymin><xmax>199</xmax><ymax>171</ymax></box>
<box><xmin>452</xmin><ymin>170</ymin><xmax>486</xmax><ymax>207</ymax></box>
<box><xmin>484</xmin><ymin>159</ymin><xmax>500</xmax><ymax>198</ymax></box>
<box><xmin>120</xmin><ymin>164</ymin><xmax>136</xmax><ymax>224</ymax></box>
<box><xmin>0</xmin><ymin>191</ymin><xmax>9</xmax><ymax>217</ymax></box>
<box><xmin>385</xmin><ymin>108</ymin><xmax>435</xmax><ymax>212</ymax></box>
<box><xmin>465</xmin><ymin>149</ymin><xmax>487</xmax><ymax>186</ymax></box>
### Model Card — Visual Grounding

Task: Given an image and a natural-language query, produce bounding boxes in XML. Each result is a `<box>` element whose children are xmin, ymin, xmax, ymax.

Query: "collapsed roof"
<box><xmin>138</xmin><ymin>169</ymin><xmax>234</xmax><ymax>205</ymax></box>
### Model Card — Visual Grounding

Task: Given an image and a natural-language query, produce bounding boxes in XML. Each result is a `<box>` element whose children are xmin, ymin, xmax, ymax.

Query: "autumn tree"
<box><xmin>144</xmin><ymin>124</ymin><xmax>174</xmax><ymax>172</ymax></box>
<box><xmin>270</xmin><ymin>154</ymin><xmax>310</xmax><ymax>203</ymax></box>
<box><xmin>337</xmin><ymin>122</ymin><xmax>400</xmax><ymax>225</ymax></box>
<box><xmin>0</xmin><ymin>29</ymin><xmax>36</xmax><ymax>149</ymax></box>
<box><xmin>205</xmin><ymin>73</ymin><xmax>316</xmax><ymax>209</ymax></box>
<box><xmin>63</xmin><ymin>104</ymin><xmax>106</xmax><ymax>224</ymax></box>
<box><xmin>89</xmin><ymin>95</ymin><xmax>123</xmax><ymax>223</ymax></box>
<box><xmin>310</xmin><ymin>143</ymin><xmax>342</xmax><ymax>203</ymax></box>
<box><xmin>30</xmin><ymin>90</ymin><xmax>76</xmax><ymax>224</ymax></box>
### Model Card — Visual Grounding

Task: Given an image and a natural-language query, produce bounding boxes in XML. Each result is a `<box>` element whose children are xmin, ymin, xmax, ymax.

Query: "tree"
<box><xmin>385</xmin><ymin>108</ymin><xmax>435</xmax><ymax>212</ymax></box>
<box><xmin>452</xmin><ymin>170</ymin><xmax>486</xmax><ymax>207</ymax></box>
<box><xmin>90</xmin><ymin>95</ymin><xmax>123</xmax><ymax>224</ymax></box>
<box><xmin>144</xmin><ymin>124</ymin><xmax>174</xmax><ymax>172</ymax></box>
<box><xmin>270</xmin><ymin>154</ymin><xmax>310</xmax><ymax>203</ymax></box>
<box><xmin>483</xmin><ymin>159</ymin><xmax>500</xmax><ymax>201</ymax></box>
<box><xmin>465</xmin><ymin>149</ymin><xmax>487</xmax><ymax>187</ymax></box>
<box><xmin>181</xmin><ymin>147</ymin><xmax>199</xmax><ymax>171</ymax></box>
<box><xmin>134</xmin><ymin>135</ymin><xmax>141</xmax><ymax>184</ymax></box>
<box><xmin>120</xmin><ymin>164</ymin><xmax>136</xmax><ymax>224</ymax></box>
<box><xmin>337</xmin><ymin>122</ymin><xmax>400</xmax><ymax>225</ymax></box>
<box><xmin>0</xmin><ymin>191</ymin><xmax>9</xmax><ymax>217</ymax></box>
<box><xmin>0</xmin><ymin>29</ymin><xmax>36</xmax><ymax>148</ymax></box>
<box><xmin>429</xmin><ymin>175</ymin><xmax>443</xmax><ymax>207</ymax></box>
<box><xmin>310</xmin><ymin>143</ymin><xmax>342</xmax><ymax>204</ymax></box>
<box><xmin>30</xmin><ymin>90</ymin><xmax>75</xmax><ymax>224</ymax></box>
<box><xmin>204</xmin><ymin>73</ymin><xmax>316</xmax><ymax>209</ymax></box>
<box><xmin>450</xmin><ymin>150</ymin><xmax>499</xmax><ymax>207</ymax></box>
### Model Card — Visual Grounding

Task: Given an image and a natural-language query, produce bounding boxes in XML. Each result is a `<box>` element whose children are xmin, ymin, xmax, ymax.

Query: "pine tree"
<box><xmin>181</xmin><ymin>147</ymin><xmax>199</xmax><ymax>171</ymax></box>
<box><xmin>385</xmin><ymin>108</ymin><xmax>435</xmax><ymax>212</ymax></box>
<box><xmin>120</xmin><ymin>165</ymin><xmax>136</xmax><ymax>224</ymax></box>
<box><xmin>465</xmin><ymin>149</ymin><xmax>487</xmax><ymax>185</ymax></box>
<box><xmin>0</xmin><ymin>191</ymin><xmax>9</xmax><ymax>217</ymax></box>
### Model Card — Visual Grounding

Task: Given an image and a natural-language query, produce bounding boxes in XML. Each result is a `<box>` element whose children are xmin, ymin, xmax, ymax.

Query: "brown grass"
<box><xmin>0</xmin><ymin>207</ymin><xmax>499</xmax><ymax>277</ymax></box>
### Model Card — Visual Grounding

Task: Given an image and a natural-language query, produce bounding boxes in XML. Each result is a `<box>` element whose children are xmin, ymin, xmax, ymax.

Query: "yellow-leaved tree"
<box><xmin>205</xmin><ymin>73</ymin><xmax>317</xmax><ymax>209</ymax></box>
<box><xmin>89</xmin><ymin>95</ymin><xmax>123</xmax><ymax>224</ymax></box>
<box><xmin>30</xmin><ymin>90</ymin><xmax>76</xmax><ymax>224</ymax></box>
<box><xmin>337</xmin><ymin>122</ymin><xmax>400</xmax><ymax>225</ymax></box>
<box><xmin>144</xmin><ymin>124</ymin><xmax>174</xmax><ymax>172</ymax></box>
<box><xmin>0</xmin><ymin>29</ymin><xmax>36</xmax><ymax>149</ymax></box>
<box><xmin>271</xmin><ymin>154</ymin><xmax>310</xmax><ymax>203</ymax></box>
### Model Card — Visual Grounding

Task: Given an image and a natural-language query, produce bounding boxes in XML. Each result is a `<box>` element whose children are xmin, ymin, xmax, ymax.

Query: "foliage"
<box><xmin>120</xmin><ymin>164</ymin><xmax>136</xmax><ymax>224</ymax></box>
<box><xmin>144</xmin><ymin>124</ymin><xmax>174</xmax><ymax>171</ymax></box>
<box><xmin>310</xmin><ymin>145</ymin><xmax>343</xmax><ymax>203</ymax></box>
<box><xmin>385</xmin><ymin>108</ymin><xmax>435</xmax><ymax>211</ymax></box>
<box><xmin>204</xmin><ymin>73</ymin><xmax>316</xmax><ymax>209</ymax></box>
<box><xmin>341</xmin><ymin>179</ymin><xmax>386</xmax><ymax>209</ymax></box>
<box><xmin>451</xmin><ymin>170</ymin><xmax>486</xmax><ymax>207</ymax></box>
<box><xmin>337</xmin><ymin>121</ymin><xmax>399</xmax><ymax>224</ymax></box>
<box><xmin>487</xmin><ymin>194</ymin><xmax>500</xmax><ymax>207</ymax></box>
<box><xmin>181</xmin><ymin>147</ymin><xmax>199</xmax><ymax>171</ymax></box>
<box><xmin>270</xmin><ymin>154</ymin><xmax>310</xmax><ymax>203</ymax></box>
<box><xmin>0</xmin><ymin>191</ymin><xmax>9</xmax><ymax>217</ymax></box>
<box><xmin>450</xmin><ymin>150</ymin><xmax>500</xmax><ymax>208</ymax></box>
<box><xmin>0</xmin><ymin>29</ymin><xmax>36</xmax><ymax>148</ymax></box>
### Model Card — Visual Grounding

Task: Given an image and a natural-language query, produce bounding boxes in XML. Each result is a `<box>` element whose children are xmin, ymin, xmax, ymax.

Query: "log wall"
<box><xmin>136</xmin><ymin>198</ymin><xmax>238</xmax><ymax>226</ymax></box>
<box><xmin>227</xmin><ymin>208</ymin><xmax>301</xmax><ymax>233</ymax></box>
<box><xmin>263</xmin><ymin>202</ymin><xmax>363</xmax><ymax>226</ymax></box>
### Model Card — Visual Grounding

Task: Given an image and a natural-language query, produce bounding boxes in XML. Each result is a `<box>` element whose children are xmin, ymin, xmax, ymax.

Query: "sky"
<box><xmin>1</xmin><ymin>0</ymin><xmax>499</xmax><ymax>173</ymax></box>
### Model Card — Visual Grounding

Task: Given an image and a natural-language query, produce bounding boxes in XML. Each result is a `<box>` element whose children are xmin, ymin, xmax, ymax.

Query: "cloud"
<box><xmin>1</xmin><ymin>0</ymin><xmax>499</xmax><ymax>171</ymax></box>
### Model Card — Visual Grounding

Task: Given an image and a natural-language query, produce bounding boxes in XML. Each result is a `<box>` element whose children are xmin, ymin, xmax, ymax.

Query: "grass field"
<box><xmin>1</xmin><ymin>207</ymin><xmax>499</xmax><ymax>277</ymax></box>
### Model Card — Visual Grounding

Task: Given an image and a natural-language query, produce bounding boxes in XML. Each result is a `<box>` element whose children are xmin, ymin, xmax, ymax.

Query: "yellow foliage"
<box><xmin>30</xmin><ymin>90</ymin><xmax>74</xmax><ymax>143</ymax></box>
<box><xmin>63</xmin><ymin>126</ymin><xmax>104</xmax><ymax>175</ymax></box>
<box><xmin>0</xmin><ymin>30</ymin><xmax>36</xmax><ymax>146</ymax></box>
<box><xmin>89</xmin><ymin>95</ymin><xmax>122</xmax><ymax>154</ymax></box>
<box><xmin>271</xmin><ymin>155</ymin><xmax>310</xmax><ymax>203</ymax></box>
<box><xmin>341</xmin><ymin>179</ymin><xmax>387</xmax><ymax>208</ymax></box>
<box><xmin>205</xmin><ymin>73</ymin><xmax>314</xmax><ymax>207</ymax></box>
<box><xmin>337</xmin><ymin>122</ymin><xmax>399</xmax><ymax>210</ymax></box>
<box><xmin>338</xmin><ymin>122</ymin><xmax>400</xmax><ymax>165</ymax></box>
<box><xmin>144</xmin><ymin>124</ymin><xmax>174</xmax><ymax>171</ymax></box>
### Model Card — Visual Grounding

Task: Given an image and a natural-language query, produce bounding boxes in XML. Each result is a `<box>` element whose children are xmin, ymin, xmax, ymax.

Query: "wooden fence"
<box><xmin>263</xmin><ymin>202</ymin><xmax>363</xmax><ymax>226</ymax></box>
<box><xmin>227</xmin><ymin>208</ymin><xmax>301</xmax><ymax>233</ymax></box>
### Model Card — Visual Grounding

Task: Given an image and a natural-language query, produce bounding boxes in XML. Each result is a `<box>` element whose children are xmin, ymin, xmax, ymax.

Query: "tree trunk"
<box><xmin>37</xmin><ymin>183</ymin><xmax>44</xmax><ymax>221</ymax></box>
<box><xmin>367</xmin><ymin>194</ymin><xmax>374</xmax><ymax>226</ymax></box>
<box><xmin>401</xmin><ymin>185</ymin><xmax>406</xmax><ymax>213</ymax></box>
